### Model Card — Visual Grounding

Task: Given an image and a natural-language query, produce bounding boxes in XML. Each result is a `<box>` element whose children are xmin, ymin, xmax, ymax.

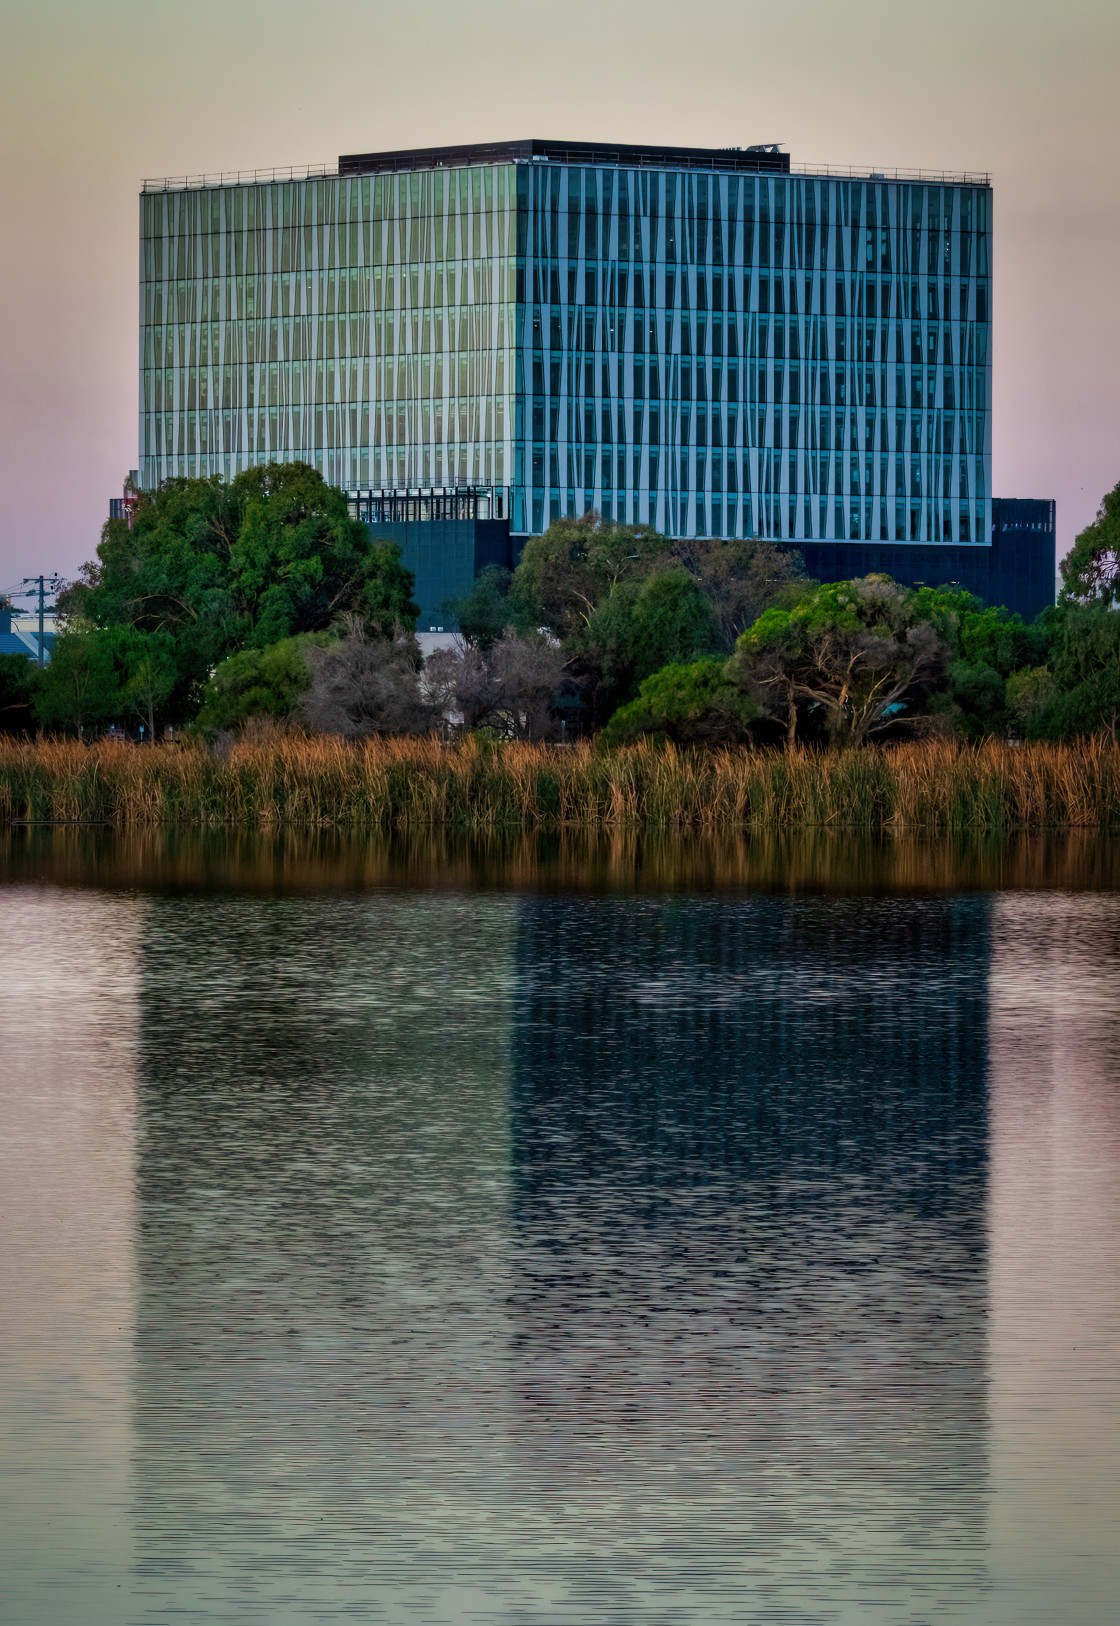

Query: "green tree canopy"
<box><xmin>0</xmin><ymin>653</ymin><xmax>37</xmax><ymax>735</ymax></box>
<box><xmin>509</xmin><ymin>513</ymin><xmax>669</xmax><ymax>639</ymax></box>
<box><xmin>195</xmin><ymin>632</ymin><xmax>332</xmax><ymax>733</ymax></box>
<box><xmin>507</xmin><ymin>513</ymin><xmax>804</xmax><ymax>726</ymax></box>
<box><xmin>1008</xmin><ymin>604</ymin><xmax>1120</xmax><ymax>743</ymax></box>
<box><xmin>672</xmin><ymin>535</ymin><xmax>807</xmax><ymax>651</ymax></box>
<box><xmin>909</xmin><ymin>586</ymin><xmax>1049</xmax><ymax>737</ymax></box>
<box><xmin>509</xmin><ymin>512</ymin><xmax>806</xmax><ymax>653</ymax></box>
<box><xmin>570</xmin><ymin>568</ymin><xmax>722</xmax><ymax>722</ymax></box>
<box><xmin>1059</xmin><ymin>480</ymin><xmax>1120</xmax><ymax>607</ymax></box>
<box><xmin>600</xmin><ymin>658</ymin><xmax>760</xmax><ymax>747</ymax></box>
<box><xmin>58</xmin><ymin>461</ymin><xmax>418</xmax><ymax>723</ymax></box>
<box><xmin>33</xmin><ymin>625</ymin><xmax>177</xmax><ymax>734</ymax></box>
<box><xmin>444</xmin><ymin>564</ymin><xmax>516</xmax><ymax>651</ymax></box>
<box><xmin>730</xmin><ymin>575</ymin><xmax>950</xmax><ymax>747</ymax></box>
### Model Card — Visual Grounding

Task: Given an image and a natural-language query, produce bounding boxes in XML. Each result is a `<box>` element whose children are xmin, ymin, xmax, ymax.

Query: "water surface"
<box><xmin>1</xmin><ymin>832</ymin><xmax>1118</xmax><ymax>1624</ymax></box>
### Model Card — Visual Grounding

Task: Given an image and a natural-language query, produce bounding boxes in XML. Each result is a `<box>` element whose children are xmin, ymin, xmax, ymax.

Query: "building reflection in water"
<box><xmin>131</xmin><ymin>888</ymin><xmax>992</xmax><ymax>1621</ymax></box>
<box><xmin>132</xmin><ymin>892</ymin><xmax>520</xmax><ymax>1618</ymax></box>
<box><xmin>508</xmin><ymin>895</ymin><xmax>990</xmax><ymax>1618</ymax></box>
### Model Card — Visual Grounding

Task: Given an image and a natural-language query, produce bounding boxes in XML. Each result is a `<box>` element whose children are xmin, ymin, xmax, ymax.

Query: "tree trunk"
<box><xmin>786</xmin><ymin>693</ymin><xmax>798</xmax><ymax>751</ymax></box>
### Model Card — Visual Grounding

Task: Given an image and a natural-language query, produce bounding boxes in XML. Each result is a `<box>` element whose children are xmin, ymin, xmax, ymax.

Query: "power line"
<box><xmin>13</xmin><ymin>575</ymin><xmax>64</xmax><ymax>665</ymax></box>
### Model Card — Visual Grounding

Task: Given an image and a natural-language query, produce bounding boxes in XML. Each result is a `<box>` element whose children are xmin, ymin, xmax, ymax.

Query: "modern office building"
<box><xmin>138</xmin><ymin>137</ymin><xmax>1054</xmax><ymax>621</ymax></box>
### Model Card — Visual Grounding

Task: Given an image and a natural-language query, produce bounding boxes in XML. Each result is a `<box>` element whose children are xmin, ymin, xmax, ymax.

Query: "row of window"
<box><xmin>143</xmin><ymin>362</ymin><xmax>987</xmax><ymax>426</ymax></box>
<box><xmin>141</xmin><ymin>261</ymin><xmax>990</xmax><ymax>328</ymax></box>
<box><xmin>142</xmin><ymin>213</ymin><xmax>990</xmax><ymax>286</ymax></box>
<box><xmin>137</xmin><ymin>437</ymin><xmax>983</xmax><ymax>546</ymax></box>
<box><xmin>143</xmin><ymin>166</ymin><xmax>518</xmax><ymax>238</ymax></box>
<box><xmin>144</xmin><ymin>171</ymin><xmax>988</xmax><ymax>279</ymax></box>
<box><xmin>141</xmin><ymin>416</ymin><xmax>983</xmax><ymax>503</ymax></box>
<box><xmin>141</xmin><ymin>306</ymin><xmax>989</xmax><ymax>380</ymax></box>
<box><xmin>142</xmin><ymin>399</ymin><xmax>988</xmax><ymax>464</ymax></box>
<box><xmin>528</xmin><ymin>490</ymin><xmax>982</xmax><ymax>545</ymax></box>
<box><xmin>146</xmin><ymin>169</ymin><xmax>987</xmax><ymax>237</ymax></box>
<box><xmin>141</xmin><ymin>432</ymin><xmax>506</xmax><ymax>490</ymax></box>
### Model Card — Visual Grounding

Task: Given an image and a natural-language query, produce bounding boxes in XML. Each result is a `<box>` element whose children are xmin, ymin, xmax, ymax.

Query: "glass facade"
<box><xmin>139</xmin><ymin>166</ymin><xmax>519</xmax><ymax>494</ymax></box>
<box><xmin>140</xmin><ymin>146</ymin><xmax>992</xmax><ymax>547</ymax></box>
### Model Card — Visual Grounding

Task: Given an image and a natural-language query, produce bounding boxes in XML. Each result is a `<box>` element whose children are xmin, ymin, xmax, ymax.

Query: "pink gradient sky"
<box><xmin>1</xmin><ymin>0</ymin><xmax>1117</xmax><ymax>589</ymax></box>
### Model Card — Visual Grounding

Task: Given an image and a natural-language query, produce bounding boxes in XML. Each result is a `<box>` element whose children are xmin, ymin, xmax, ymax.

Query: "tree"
<box><xmin>507</xmin><ymin>515</ymin><xmax>810</xmax><ymax>729</ymax></box>
<box><xmin>32</xmin><ymin>625</ymin><xmax>180</xmax><ymax>736</ymax></box>
<box><xmin>1059</xmin><ymin>480</ymin><xmax>1120</xmax><ymax>607</ymax></box>
<box><xmin>904</xmin><ymin>587</ymin><xmax>1046</xmax><ymax>738</ymax></box>
<box><xmin>1045</xmin><ymin>604</ymin><xmax>1120</xmax><ymax>742</ymax></box>
<box><xmin>59</xmin><ymin>461</ymin><xmax>419</xmax><ymax>723</ymax></box>
<box><xmin>120</xmin><ymin>630</ymin><xmax>179</xmax><ymax>738</ymax></box>
<box><xmin>444</xmin><ymin>565</ymin><xmax>514</xmax><ymax>651</ymax></box>
<box><xmin>511</xmin><ymin>513</ymin><xmax>806</xmax><ymax>654</ymax></box>
<box><xmin>1006</xmin><ymin>666</ymin><xmax>1058</xmax><ymax>739</ymax></box>
<box><xmin>509</xmin><ymin>512</ymin><xmax>670</xmax><ymax>639</ymax></box>
<box><xmin>32</xmin><ymin>630</ymin><xmax>125</xmax><ymax>733</ymax></box>
<box><xmin>297</xmin><ymin>624</ymin><xmax>432</xmax><ymax>738</ymax></box>
<box><xmin>601</xmin><ymin>658</ymin><xmax>761</xmax><ymax>747</ymax></box>
<box><xmin>730</xmin><ymin>576</ymin><xmax>949</xmax><ymax>748</ymax></box>
<box><xmin>425</xmin><ymin>633</ymin><xmax>568</xmax><ymax>740</ymax></box>
<box><xmin>195</xmin><ymin>633</ymin><xmax>331</xmax><ymax>732</ymax></box>
<box><xmin>569</xmin><ymin>567</ymin><xmax>722</xmax><ymax>724</ymax></box>
<box><xmin>672</xmin><ymin>535</ymin><xmax>808</xmax><ymax>651</ymax></box>
<box><xmin>0</xmin><ymin>653</ymin><xmax>37</xmax><ymax>735</ymax></box>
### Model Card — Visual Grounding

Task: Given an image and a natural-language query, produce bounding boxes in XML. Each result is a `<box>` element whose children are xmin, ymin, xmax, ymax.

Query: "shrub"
<box><xmin>601</xmin><ymin>659</ymin><xmax>760</xmax><ymax>746</ymax></box>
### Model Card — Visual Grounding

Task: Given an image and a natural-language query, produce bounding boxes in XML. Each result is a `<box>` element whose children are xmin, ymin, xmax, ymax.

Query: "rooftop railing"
<box><xmin>141</xmin><ymin>157</ymin><xmax>990</xmax><ymax>193</ymax></box>
<box><xmin>793</xmin><ymin>161</ymin><xmax>991</xmax><ymax>186</ymax></box>
<box><xmin>141</xmin><ymin>162</ymin><xmax>337</xmax><ymax>193</ymax></box>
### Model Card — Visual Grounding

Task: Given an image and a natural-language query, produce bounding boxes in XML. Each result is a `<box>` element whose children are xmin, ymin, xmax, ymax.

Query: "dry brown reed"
<box><xmin>1</xmin><ymin>733</ymin><xmax>1119</xmax><ymax>832</ymax></box>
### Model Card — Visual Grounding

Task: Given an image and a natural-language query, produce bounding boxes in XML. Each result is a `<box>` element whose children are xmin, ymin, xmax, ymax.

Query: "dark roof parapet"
<box><xmin>337</xmin><ymin>138</ymin><xmax>792</xmax><ymax>178</ymax></box>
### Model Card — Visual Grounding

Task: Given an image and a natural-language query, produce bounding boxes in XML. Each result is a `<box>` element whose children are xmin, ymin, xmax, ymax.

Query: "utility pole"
<box><xmin>19</xmin><ymin>575</ymin><xmax>64</xmax><ymax>665</ymax></box>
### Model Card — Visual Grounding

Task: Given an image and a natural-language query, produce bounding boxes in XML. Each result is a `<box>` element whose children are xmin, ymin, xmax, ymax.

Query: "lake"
<box><xmin>1</xmin><ymin>829</ymin><xmax>1118</xmax><ymax>1625</ymax></box>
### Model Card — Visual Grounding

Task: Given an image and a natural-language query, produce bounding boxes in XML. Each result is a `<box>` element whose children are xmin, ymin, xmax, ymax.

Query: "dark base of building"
<box><xmin>782</xmin><ymin>499</ymin><xmax>1056</xmax><ymax>622</ymax></box>
<box><xmin>363</xmin><ymin>518</ymin><xmax>513</xmax><ymax>632</ymax></box>
<box><xmin>350</xmin><ymin>494</ymin><xmax>1056</xmax><ymax>631</ymax></box>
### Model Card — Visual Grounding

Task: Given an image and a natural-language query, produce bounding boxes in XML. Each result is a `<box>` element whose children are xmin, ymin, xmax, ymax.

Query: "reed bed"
<box><xmin>1</xmin><ymin>733</ymin><xmax>1119</xmax><ymax>832</ymax></box>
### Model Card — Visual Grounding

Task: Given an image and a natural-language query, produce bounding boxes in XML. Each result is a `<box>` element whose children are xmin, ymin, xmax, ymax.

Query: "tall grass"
<box><xmin>1</xmin><ymin>733</ymin><xmax>1119</xmax><ymax>832</ymax></box>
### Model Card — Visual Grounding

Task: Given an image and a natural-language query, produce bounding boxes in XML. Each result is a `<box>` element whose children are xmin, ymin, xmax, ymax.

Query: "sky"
<box><xmin>1</xmin><ymin>0</ymin><xmax>1117</xmax><ymax>589</ymax></box>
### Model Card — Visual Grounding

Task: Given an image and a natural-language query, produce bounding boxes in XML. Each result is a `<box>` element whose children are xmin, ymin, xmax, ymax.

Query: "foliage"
<box><xmin>196</xmin><ymin>633</ymin><xmax>332</xmax><ymax>732</ymax></box>
<box><xmin>906</xmin><ymin>585</ymin><xmax>1049</xmax><ymax>737</ymax></box>
<box><xmin>297</xmin><ymin>624</ymin><xmax>432</xmax><ymax>739</ymax></box>
<box><xmin>506</xmin><ymin>515</ymin><xmax>807</xmax><ymax>728</ymax></box>
<box><xmin>0</xmin><ymin>653</ymin><xmax>38</xmax><ymax>735</ymax></box>
<box><xmin>672</xmin><ymin>535</ymin><xmax>808</xmax><ymax>651</ymax></box>
<box><xmin>730</xmin><ymin>576</ymin><xmax>949</xmax><ymax>747</ymax></box>
<box><xmin>426</xmin><ymin>633</ymin><xmax>569</xmax><ymax>740</ymax></box>
<box><xmin>570</xmin><ymin>567</ymin><xmax>722</xmax><ymax>718</ymax></box>
<box><xmin>120</xmin><ymin>630</ymin><xmax>179</xmax><ymax>737</ymax></box>
<box><xmin>508</xmin><ymin>513</ymin><xmax>668</xmax><ymax>639</ymax></box>
<box><xmin>1006</xmin><ymin>666</ymin><xmax>1059</xmax><ymax>738</ymax></box>
<box><xmin>443</xmin><ymin>565</ymin><xmax>516</xmax><ymax>651</ymax></box>
<box><xmin>1059</xmin><ymin>480</ymin><xmax>1120</xmax><ymax>607</ymax></box>
<box><xmin>33</xmin><ymin>625</ymin><xmax>177</xmax><ymax>735</ymax></box>
<box><xmin>600</xmin><ymin>658</ymin><xmax>761</xmax><ymax>747</ymax></box>
<box><xmin>59</xmin><ymin>461</ymin><xmax>418</xmax><ymax>723</ymax></box>
<box><xmin>1011</xmin><ymin>604</ymin><xmax>1120</xmax><ymax>743</ymax></box>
